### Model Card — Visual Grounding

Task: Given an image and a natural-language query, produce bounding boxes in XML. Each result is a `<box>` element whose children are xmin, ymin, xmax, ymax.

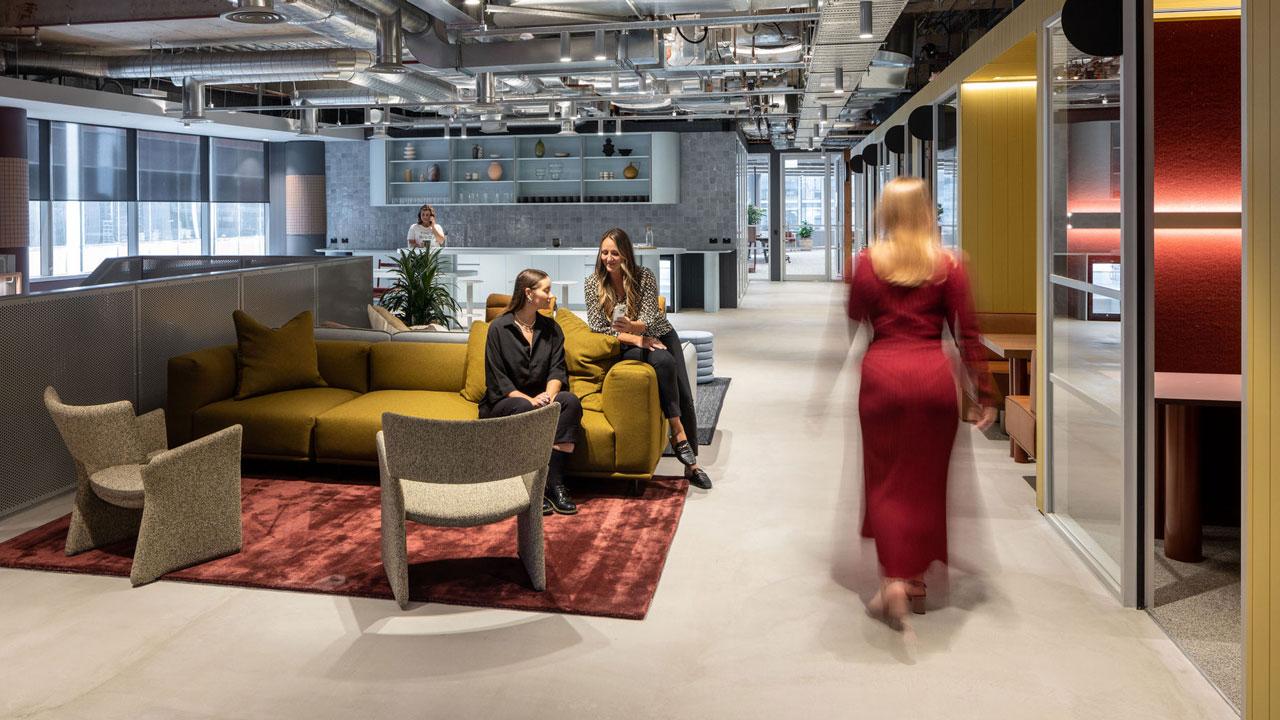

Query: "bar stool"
<box><xmin>550</xmin><ymin>279</ymin><xmax>577</xmax><ymax>310</ymax></box>
<box><xmin>457</xmin><ymin>278</ymin><xmax>484</xmax><ymax>325</ymax></box>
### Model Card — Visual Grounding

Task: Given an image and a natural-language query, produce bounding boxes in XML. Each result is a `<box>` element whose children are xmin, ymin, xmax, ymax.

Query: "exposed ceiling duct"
<box><xmin>2</xmin><ymin>48</ymin><xmax>372</xmax><ymax>81</ymax></box>
<box><xmin>181</xmin><ymin>78</ymin><xmax>210</xmax><ymax>124</ymax></box>
<box><xmin>368</xmin><ymin>8</ymin><xmax>408</xmax><ymax>74</ymax></box>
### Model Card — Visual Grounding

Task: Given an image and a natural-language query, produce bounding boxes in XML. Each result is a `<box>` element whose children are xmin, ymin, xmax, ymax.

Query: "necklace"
<box><xmin>513</xmin><ymin>314</ymin><xmax>536</xmax><ymax>333</ymax></box>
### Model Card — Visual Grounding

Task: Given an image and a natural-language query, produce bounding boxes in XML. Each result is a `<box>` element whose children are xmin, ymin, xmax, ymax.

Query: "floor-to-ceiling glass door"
<box><xmin>780</xmin><ymin>152</ymin><xmax>841</xmax><ymax>280</ymax></box>
<box><xmin>935</xmin><ymin>95</ymin><xmax>959</xmax><ymax>250</ymax></box>
<box><xmin>1040</xmin><ymin>17</ymin><xmax>1135</xmax><ymax>601</ymax></box>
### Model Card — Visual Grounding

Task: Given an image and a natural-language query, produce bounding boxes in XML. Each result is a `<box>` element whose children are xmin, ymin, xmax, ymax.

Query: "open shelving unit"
<box><xmin>371</xmin><ymin>132</ymin><xmax>679</xmax><ymax>206</ymax></box>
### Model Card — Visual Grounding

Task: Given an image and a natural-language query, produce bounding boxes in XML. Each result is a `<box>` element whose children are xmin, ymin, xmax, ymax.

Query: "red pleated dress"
<box><xmin>847</xmin><ymin>250</ymin><xmax>995</xmax><ymax>578</ymax></box>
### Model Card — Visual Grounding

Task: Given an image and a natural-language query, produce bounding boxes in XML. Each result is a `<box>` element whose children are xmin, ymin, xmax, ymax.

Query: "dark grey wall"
<box><xmin>325</xmin><ymin>131</ymin><xmax>741</xmax><ymax>250</ymax></box>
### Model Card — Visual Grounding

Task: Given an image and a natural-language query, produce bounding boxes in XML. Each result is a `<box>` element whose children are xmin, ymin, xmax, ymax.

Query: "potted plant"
<box><xmin>380</xmin><ymin>246</ymin><xmax>461</xmax><ymax>329</ymax></box>
<box><xmin>798</xmin><ymin>219</ymin><xmax>814</xmax><ymax>250</ymax></box>
<box><xmin>747</xmin><ymin>204</ymin><xmax>763</xmax><ymax>244</ymax></box>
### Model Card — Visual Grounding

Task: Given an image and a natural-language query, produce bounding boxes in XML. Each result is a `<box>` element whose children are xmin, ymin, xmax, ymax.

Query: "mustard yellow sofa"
<box><xmin>166</xmin><ymin>320</ymin><xmax>666</xmax><ymax>483</ymax></box>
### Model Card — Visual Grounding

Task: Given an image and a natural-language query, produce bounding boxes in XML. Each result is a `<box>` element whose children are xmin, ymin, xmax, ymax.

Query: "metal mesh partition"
<box><xmin>1</xmin><ymin>258</ymin><xmax>369</xmax><ymax>518</ymax></box>
<box><xmin>241</xmin><ymin>265</ymin><xmax>317</xmax><ymax>328</ymax></box>
<box><xmin>317</xmin><ymin>258</ymin><xmax>373</xmax><ymax>328</ymax></box>
<box><xmin>0</xmin><ymin>288</ymin><xmax>136</xmax><ymax>517</ymax></box>
<box><xmin>136</xmin><ymin>276</ymin><xmax>240</xmax><ymax>412</ymax></box>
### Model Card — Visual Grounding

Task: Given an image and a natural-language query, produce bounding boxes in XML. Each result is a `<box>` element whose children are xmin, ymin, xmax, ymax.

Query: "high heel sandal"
<box><xmin>867</xmin><ymin>579</ymin><xmax>912</xmax><ymax>632</ymax></box>
<box><xmin>906</xmin><ymin>580</ymin><xmax>926</xmax><ymax>615</ymax></box>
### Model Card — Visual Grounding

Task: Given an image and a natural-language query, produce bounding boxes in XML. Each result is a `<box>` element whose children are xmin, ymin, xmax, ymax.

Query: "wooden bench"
<box><xmin>1004</xmin><ymin>350</ymin><xmax>1036</xmax><ymax>463</ymax></box>
<box><xmin>962</xmin><ymin>312</ymin><xmax>1035</xmax><ymax>420</ymax></box>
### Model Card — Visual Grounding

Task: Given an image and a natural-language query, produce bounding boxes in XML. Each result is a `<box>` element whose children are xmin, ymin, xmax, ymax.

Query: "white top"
<box><xmin>407</xmin><ymin>222</ymin><xmax>446</xmax><ymax>247</ymax></box>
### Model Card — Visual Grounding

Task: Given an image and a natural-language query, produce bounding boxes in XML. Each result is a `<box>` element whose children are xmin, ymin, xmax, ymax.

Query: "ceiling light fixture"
<box><xmin>221</xmin><ymin>0</ymin><xmax>286</xmax><ymax>24</ymax></box>
<box><xmin>461</xmin><ymin>122</ymin><xmax>467</xmax><ymax>138</ymax></box>
<box><xmin>464</xmin><ymin>0</ymin><xmax>480</xmax><ymax>5</ymax></box>
<box><xmin>834</xmin><ymin>67</ymin><xmax>845</xmax><ymax>94</ymax></box>
<box><xmin>593</xmin><ymin>29</ymin><xmax>606</xmax><ymax>61</ymax></box>
<box><xmin>819</xmin><ymin>105</ymin><xmax>828</xmax><ymax>121</ymax></box>
<box><xmin>611</xmin><ymin>72</ymin><xmax>619</xmax><ymax>95</ymax></box>
<box><xmin>560</xmin><ymin>32</ymin><xmax>572</xmax><ymax>63</ymax></box>
<box><xmin>598</xmin><ymin>118</ymin><xmax>604</xmax><ymax>135</ymax></box>
<box><xmin>615</xmin><ymin>118</ymin><xmax>622</xmax><ymax>136</ymax></box>
<box><xmin>859</xmin><ymin>0</ymin><xmax>874</xmax><ymax>39</ymax></box>
<box><xmin>548</xmin><ymin>102</ymin><xmax>557</xmax><ymax>121</ymax></box>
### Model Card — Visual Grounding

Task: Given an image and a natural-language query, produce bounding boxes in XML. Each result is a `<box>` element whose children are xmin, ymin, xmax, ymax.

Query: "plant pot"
<box><xmin>487</xmin><ymin>161</ymin><xmax>504</xmax><ymax>181</ymax></box>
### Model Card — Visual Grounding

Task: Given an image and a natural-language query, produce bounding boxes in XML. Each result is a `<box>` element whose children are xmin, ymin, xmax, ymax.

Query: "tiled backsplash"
<box><xmin>325</xmin><ymin>132</ymin><xmax>740</xmax><ymax>250</ymax></box>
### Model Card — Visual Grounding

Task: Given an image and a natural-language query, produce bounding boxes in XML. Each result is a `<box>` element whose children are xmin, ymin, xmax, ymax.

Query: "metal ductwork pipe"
<box><xmin>181</xmin><ymin>78</ymin><xmax>209</xmax><ymax>124</ymax></box>
<box><xmin>348</xmin><ymin>0</ymin><xmax>432</xmax><ymax>34</ymax></box>
<box><xmin>500</xmin><ymin>75</ymin><xmax>544</xmax><ymax>95</ymax></box>
<box><xmin>4</xmin><ymin>49</ymin><xmax>372</xmax><ymax>81</ymax></box>
<box><xmin>297</xmin><ymin>108</ymin><xmax>319</xmax><ymax>135</ymax></box>
<box><xmin>475</xmin><ymin>72</ymin><xmax>495</xmax><ymax>105</ymax></box>
<box><xmin>274</xmin><ymin>0</ymin><xmax>378</xmax><ymax>48</ymax></box>
<box><xmin>351</xmin><ymin>71</ymin><xmax>456</xmax><ymax>102</ymax></box>
<box><xmin>369</xmin><ymin>8</ymin><xmax>407</xmax><ymax>73</ymax></box>
<box><xmin>294</xmin><ymin>87</ymin><xmax>411</xmax><ymax>106</ymax></box>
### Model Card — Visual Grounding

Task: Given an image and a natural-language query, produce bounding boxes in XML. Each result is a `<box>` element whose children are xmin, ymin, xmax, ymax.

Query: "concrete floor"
<box><xmin>0</xmin><ymin>281</ymin><xmax>1237</xmax><ymax>720</ymax></box>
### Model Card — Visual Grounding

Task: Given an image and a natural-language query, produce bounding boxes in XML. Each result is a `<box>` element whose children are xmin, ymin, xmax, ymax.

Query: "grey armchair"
<box><xmin>376</xmin><ymin>404</ymin><xmax>560</xmax><ymax>609</ymax></box>
<box><xmin>43</xmin><ymin>387</ymin><xmax>244</xmax><ymax>586</ymax></box>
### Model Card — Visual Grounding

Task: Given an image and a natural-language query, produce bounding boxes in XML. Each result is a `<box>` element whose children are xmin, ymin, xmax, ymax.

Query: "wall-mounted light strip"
<box><xmin>961</xmin><ymin>80</ymin><xmax>1038</xmax><ymax>89</ymax></box>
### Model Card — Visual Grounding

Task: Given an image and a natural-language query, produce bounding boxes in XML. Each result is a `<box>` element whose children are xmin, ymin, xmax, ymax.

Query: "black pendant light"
<box><xmin>1061</xmin><ymin>0</ymin><xmax>1123</xmax><ymax>57</ymax></box>
<box><xmin>908</xmin><ymin>105</ymin><xmax>933</xmax><ymax>141</ymax></box>
<box><xmin>885</xmin><ymin>124</ymin><xmax>906</xmax><ymax>155</ymax></box>
<box><xmin>862</xmin><ymin>144</ymin><xmax>879</xmax><ymax>166</ymax></box>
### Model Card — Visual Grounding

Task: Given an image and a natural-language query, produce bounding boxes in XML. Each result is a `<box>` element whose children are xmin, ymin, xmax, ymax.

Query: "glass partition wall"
<box><xmin>935</xmin><ymin>97</ymin><xmax>959</xmax><ymax>250</ymax></box>
<box><xmin>1040</xmin><ymin>18</ymin><xmax>1136</xmax><ymax>600</ymax></box>
<box><xmin>780</xmin><ymin>152</ymin><xmax>842</xmax><ymax>279</ymax></box>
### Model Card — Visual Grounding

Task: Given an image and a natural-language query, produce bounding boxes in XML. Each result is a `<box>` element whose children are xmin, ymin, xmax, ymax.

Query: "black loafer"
<box><xmin>671</xmin><ymin>439</ymin><xmax>698</xmax><ymax>467</ymax></box>
<box><xmin>542</xmin><ymin>497</ymin><xmax>553</xmax><ymax>516</ymax></box>
<box><xmin>546</xmin><ymin>485</ymin><xmax>579</xmax><ymax>515</ymax></box>
<box><xmin>686</xmin><ymin>467</ymin><xmax>713</xmax><ymax>490</ymax></box>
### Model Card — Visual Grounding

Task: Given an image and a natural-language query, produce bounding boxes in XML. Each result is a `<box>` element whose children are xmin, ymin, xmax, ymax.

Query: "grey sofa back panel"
<box><xmin>391</xmin><ymin>330</ymin><xmax>469</xmax><ymax>344</ymax></box>
<box><xmin>315</xmin><ymin>327</ymin><xmax>394</xmax><ymax>343</ymax></box>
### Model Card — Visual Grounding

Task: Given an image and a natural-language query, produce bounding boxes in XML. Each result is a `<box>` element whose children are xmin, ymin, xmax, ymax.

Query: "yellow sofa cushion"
<box><xmin>556</xmin><ymin>307</ymin><xmax>620</xmax><ymax>406</ymax></box>
<box><xmin>317</xmin><ymin>341</ymin><xmax>371</xmax><ymax>393</ymax></box>
<box><xmin>314</xmin><ymin>390</ymin><xmax>480</xmax><ymax>461</ymax></box>
<box><xmin>370</xmin><ymin>341</ymin><xmax>466</xmax><ymax>392</ymax></box>
<box><xmin>232</xmin><ymin>309</ymin><xmax>327</xmax><ymax>400</ymax></box>
<box><xmin>193</xmin><ymin>387</ymin><xmax>359</xmax><ymax>459</ymax></box>
<box><xmin>568</xmin><ymin>408</ymin><xmax>615</xmax><ymax>473</ymax></box>
<box><xmin>461</xmin><ymin>320</ymin><xmax>489</xmax><ymax>403</ymax></box>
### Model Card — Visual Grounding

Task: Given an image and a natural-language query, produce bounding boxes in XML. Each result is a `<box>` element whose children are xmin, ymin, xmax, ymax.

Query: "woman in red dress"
<box><xmin>847</xmin><ymin>177</ymin><xmax>998</xmax><ymax>632</ymax></box>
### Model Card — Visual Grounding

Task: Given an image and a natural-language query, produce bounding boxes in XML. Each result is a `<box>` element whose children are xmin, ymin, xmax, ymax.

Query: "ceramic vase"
<box><xmin>403</xmin><ymin>168</ymin><xmax>413</xmax><ymax>182</ymax></box>
<box><xmin>427</xmin><ymin>163</ymin><xmax>440</xmax><ymax>182</ymax></box>
<box><xmin>403</xmin><ymin>144</ymin><xmax>416</xmax><ymax>160</ymax></box>
<box><xmin>623</xmin><ymin>162</ymin><xmax>639</xmax><ymax>179</ymax></box>
<box><xmin>487</xmin><ymin>161</ymin><xmax>503</xmax><ymax>181</ymax></box>
<box><xmin>535</xmin><ymin>139</ymin><xmax>545</xmax><ymax>158</ymax></box>
<box><xmin>602</xmin><ymin>138</ymin><xmax>615</xmax><ymax>157</ymax></box>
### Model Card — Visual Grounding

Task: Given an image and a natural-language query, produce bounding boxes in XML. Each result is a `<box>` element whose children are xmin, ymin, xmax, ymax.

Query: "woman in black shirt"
<box><xmin>481</xmin><ymin>269</ymin><xmax>583</xmax><ymax>515</ymax></box>
<box><xmin>584</xmin><ymin>228</ymin><xmax>712</xmax><ymax>490</ymax></box>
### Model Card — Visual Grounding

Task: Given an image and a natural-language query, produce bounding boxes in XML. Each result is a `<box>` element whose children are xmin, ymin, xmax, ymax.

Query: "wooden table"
<box><xmin>980</xmin><ymin>333</ymin><xmax>1037</xmax><ymax>462</ymax></box>
<box><xmin>1154</xmin><ymin>372</ymin><xmax>1241</xmax><ymax>562</ymax></box>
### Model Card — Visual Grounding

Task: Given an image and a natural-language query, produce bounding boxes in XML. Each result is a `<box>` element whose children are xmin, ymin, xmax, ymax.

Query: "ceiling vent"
<box><xmin>221</xmin><ymin>0</ymin><xmax>287</xmax><ymax>25</ymax></box>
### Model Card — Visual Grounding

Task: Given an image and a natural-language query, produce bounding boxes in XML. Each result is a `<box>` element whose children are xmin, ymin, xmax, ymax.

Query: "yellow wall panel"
<box><xmin>959</xmin><ymin>82</ymin><xmax>1038</xmax><ymax>314</ymax></box>
<box><xmin>1245</xmin><ymin>0</ymin><xmax>1280</xmax><ymax>715</ymax></box>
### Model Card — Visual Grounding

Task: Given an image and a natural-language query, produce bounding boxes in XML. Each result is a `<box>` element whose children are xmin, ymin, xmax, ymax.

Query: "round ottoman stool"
<box><xmin>681</xmin><ymin>330</ymin><xmax>715</xmax><ymax>385</ymax></box>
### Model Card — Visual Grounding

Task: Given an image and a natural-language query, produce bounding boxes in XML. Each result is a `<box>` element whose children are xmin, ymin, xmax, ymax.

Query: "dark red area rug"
<box><xmin>0</xmin><ymin>476</ymin><xmax>688</xmax><ymax>620</ymax></box>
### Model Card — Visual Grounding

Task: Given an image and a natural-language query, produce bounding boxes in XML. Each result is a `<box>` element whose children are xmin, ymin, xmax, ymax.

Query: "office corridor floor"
<box><xmin>0</xmin><ymin>281</ymin><xmax>1237</xmax><ymax>719</ymax></box>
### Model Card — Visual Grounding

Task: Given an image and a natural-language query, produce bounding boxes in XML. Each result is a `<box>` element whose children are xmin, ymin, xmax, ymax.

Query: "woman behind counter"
<box><xmin>481</xmin><ymin>269</ymin><xmax>583</xmax><ymax>515</ymax></box>
<box><xmin>584</xmin><ymin>228</ymin><xmax>712</xmax><ymax>490</ymax></box>
<box><xmin>407</xmin><ymin>204</ymin><xmax>446</xmax><ymax>248</ymax></box>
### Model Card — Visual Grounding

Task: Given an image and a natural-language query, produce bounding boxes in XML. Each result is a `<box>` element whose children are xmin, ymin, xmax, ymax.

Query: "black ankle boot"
<box><xmin>544</xmin><ymin>450</ymin><xmax>578</xmax><ymax>515</ymax></box>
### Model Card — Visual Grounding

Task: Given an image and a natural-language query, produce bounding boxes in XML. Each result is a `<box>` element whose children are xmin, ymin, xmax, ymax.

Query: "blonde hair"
<box><xmin>870</xmin><ymin>176</ymin><xmax>944</xmax><ymax>287</ymax></box>
<box><xmin>592</xmin><ymin>228</ymin><xmax>641</xmax><ymax>319</ymax></box>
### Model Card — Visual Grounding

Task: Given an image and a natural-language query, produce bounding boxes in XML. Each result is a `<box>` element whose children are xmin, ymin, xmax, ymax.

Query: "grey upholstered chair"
<box><xmin>376</xmin><ymin>404</ymin><xmax>560</xmax><ymax>609</ymax></box>
<box><xmin>43</xmin><ymin>387</ymin><xmax>244</xmax><ymax>586</ymax></box>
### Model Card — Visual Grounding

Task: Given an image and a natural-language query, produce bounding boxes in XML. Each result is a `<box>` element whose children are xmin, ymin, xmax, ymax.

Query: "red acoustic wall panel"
<box><xmin>1152</xmin><ymin>19</ymin><xmax>1241</xmax><ymax>373</ymax></box>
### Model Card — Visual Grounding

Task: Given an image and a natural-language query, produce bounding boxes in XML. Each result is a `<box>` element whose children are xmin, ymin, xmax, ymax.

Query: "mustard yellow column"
<box><xmin>1244</xmin><ymin>0</ymin><xmax>1279</xmax><ymax>715</ymax></box>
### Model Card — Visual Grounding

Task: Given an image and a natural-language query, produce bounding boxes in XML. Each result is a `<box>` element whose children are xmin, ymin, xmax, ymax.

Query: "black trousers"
<box><xmin>620</xmin><ymin>328</ymin><xmax>698</xmax><ymax>457</ymax></box>
<box><xmin>480</xmin><ymin>391</ymin><xmax>582</xmax><ymax>446</ymax></box>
